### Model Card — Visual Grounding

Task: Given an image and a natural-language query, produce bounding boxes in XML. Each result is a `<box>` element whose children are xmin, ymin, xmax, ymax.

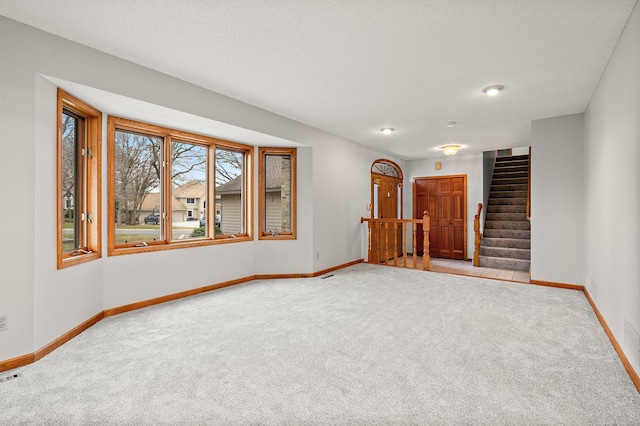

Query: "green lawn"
<box><xmin>115</xmin><ymin>233</ymin><xmax>159</xmax><ymax>244</ymax></box>
<box><xmin>63</xmin><ymin>223</ymin><xmax>211</xmax><ymax>247</ymax></box>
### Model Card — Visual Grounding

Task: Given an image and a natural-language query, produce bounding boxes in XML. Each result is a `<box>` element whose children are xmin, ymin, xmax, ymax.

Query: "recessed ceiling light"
<box><xmin>441</xmin><ymin>144</ymin><xmax>461</xmax><ymax>156</ymax></box>
<box><xmin>380</xmin><ymin>127</ymin><xmax>395</xmax><ymax>135</ymax></box>
<box><xmin>483</xmin><ymin>85</ymin><xmax>504</xmax><ymax>96</ymax></box>
<box><xmin>445</xmin><ymin>121</ymin><xmax>457</xmax><ymax>128</ymax></box>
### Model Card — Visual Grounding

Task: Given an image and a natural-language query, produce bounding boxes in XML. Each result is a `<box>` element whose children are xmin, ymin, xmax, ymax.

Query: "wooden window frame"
<box><xmin>258</xmin><ymin>147</ymin><xmax>297</xmax><ymax>240</ymax></box>
<box><xmin>57</xmin><ymin>89</ymin><xmax>102</xmax><ymax>269</ymax></box>
<box><xmin>107</xmin><ymin>116</ymin><xmax>253</xmax><ymax>256</ymax></box>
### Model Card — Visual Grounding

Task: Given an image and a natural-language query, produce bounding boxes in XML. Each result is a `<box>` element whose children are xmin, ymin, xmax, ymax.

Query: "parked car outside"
<box><xmin>199</xmin><ymin>215</ymin><xmax>221</xmax><ymax>228</ymax></box>
<box><xmin>144</xmin><ymin>214</ymin><xmax>160</xmax><ymax>225</ymax></box>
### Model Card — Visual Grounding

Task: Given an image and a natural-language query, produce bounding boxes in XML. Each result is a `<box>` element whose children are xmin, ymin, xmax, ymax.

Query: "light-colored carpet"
<box><xmin>1</xmin><ymin>264</ymin><xmax>639</xmax><ymax>425</ymax></box>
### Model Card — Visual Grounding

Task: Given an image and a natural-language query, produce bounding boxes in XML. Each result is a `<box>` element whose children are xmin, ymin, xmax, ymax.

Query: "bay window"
<box><xmin>107</xmin><ymin>116</ymin><xmax>252</xmax><ymax>255</ymax></box>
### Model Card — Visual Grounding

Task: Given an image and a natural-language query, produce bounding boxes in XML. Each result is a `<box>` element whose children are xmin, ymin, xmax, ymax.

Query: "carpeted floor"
<box><xmin>1</xmin><ymin>263</ymin><xmax>639</xmax><ymax>425</ymax></box>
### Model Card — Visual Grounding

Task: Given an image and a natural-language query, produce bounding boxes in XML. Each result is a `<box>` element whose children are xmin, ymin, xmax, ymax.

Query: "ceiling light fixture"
<box><xmin>445</xmin><ymin>121</ymin><xmax>457</xmax><ymax>128</ymax></box>
<box><xmin>441</xmin><ymin>145</ymin><xmax>460</xmax><ymax>156</ymax></box>
<box><xmin>483</xmin><ymin>85</ymin><xmax>504</xmax><ymax>96</ymax></box>
<box><xmin>380</xmin><ymin>127</ymin><xmax>395</xmax><ymax>135</ymax></box>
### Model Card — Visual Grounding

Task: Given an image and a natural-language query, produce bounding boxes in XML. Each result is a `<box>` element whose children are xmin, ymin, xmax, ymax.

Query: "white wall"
<box><xmin>584</xmin><ymin>3</ymin><xmax>640</xmax><ymax>375</ymax></box>
<box><xmin>255</xmin><ymin>146</ymin><xmax>314</xmax><ymax>275</ymax></box>
<box><xmin>33</xmin><ymin>76</ymin><xmax>104</xmax><ymax>349</ymax></box>
<box><xmin>1</xmin><ymin>57</ymin><xmax>36</xmax><ymax>359</ymax></box>
<box><xmin>0</xmin><ymin>17</ymin><xmax>399</xmax><ymax>362</ymax></box>
<box><xmin>530</xmin><ymin>114</ymin><xmax>584</xmax><ymax>285</ymax></box>
<box><xmin>313</xmin><ymin>138</ymin><xmax>395</xmax><ymax>270</ymax></box>
<box><xmin>405</xmin><ymin>153</ymin><xmax>484</xmax><ymax>259</ymax></box>
<box><xmin>512</xmin><ymin>146</ymin><xmax>530</xmax><ymax>156</ymax></box>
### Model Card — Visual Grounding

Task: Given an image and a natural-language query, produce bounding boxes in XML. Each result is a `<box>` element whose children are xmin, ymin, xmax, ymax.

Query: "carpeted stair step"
<box><xmin>477</xmin><ymin>154</ymin><xmax>531</xmax><ymax>273</ymax></box>
<box><xmin>480</xmin><ymin>246</ymin><xmax>530</xmax><ymax>260</ymax></box>
<box><xmin>494</xmin><ymin>164</ymin><xmax>528</xmax><ymax>170</ymax></box>
<box><xmin>485</xmin><ymin>220</ymin><xmax>530</xmax><ymax>230</ymax></box>
<box><xmin>485</xmin><ymin>212</ymin><xmax>528</xmax><ymax>221</ymax></box>
<box><xmin>491</xmin><ymin>177</ymin><xmax>529</xmax><ymax>186</ymax></box>
<box><xmin>493</xmin><ymin>165</ymin><xmax>529</xmax><ymax>178</ymax></box>
<box><xmin>495</xmin><ymin>155</ymin><xmax>528</xmax><ymax>163</ymax></box>
<box><xmin>486</xmin><ymin>204</ymin><xmax>527</xmax><ymax>213</ymax></box>
<box><xmin>483</xmin><ymin>228</ymin><xmax>531</xmax><ymax>239</ymax></box>
<box><xmin>488</xmin><ymin>197</ymin><xmax>527</xmax><ymax>206</ymax></box>
<box><xmin>481</xmin><ymin>237</ymin><xmax>530</xmax><ymax>249</ymax></box>
<box><xmin>478</xmin><ymin>255</ymin><xmax>531</xmax><ymax>272</ymax></box>
<box><xmin>494</xmin><ymin>160</ymin><xmax>528</xmax><ymax>167</ymax></box>
<box><xmin>489</xmin><ymin>190</ymin><xmax>528</xmax><ymax>198</ymax></box>
<box><xmin>492</xmin><ymin>171</ymin><xmax>529</xmax><ymax>180</ymax></box>
<box><xmin>497</xmin><ymin>154</ymin><xmax>528</xmax><ymax>160</ymax></box>
<box><xmin>491</xmin><ymin>183</ymin><xmax>528</xmax><ymax>192</ymax></box>
<box><xmin>496</xmin><ymin>155</ymin><xmax>528</xmax><ymax>162</ymax></box>
<box><xmin>503</xmin><ymin>154</ymin><xmax>529</xmax><ymax>161</ymax></box>
<box><xmin>493</xmin><ymin>165</ymin><xmax>529</xmax><ymax>174</ymax></box>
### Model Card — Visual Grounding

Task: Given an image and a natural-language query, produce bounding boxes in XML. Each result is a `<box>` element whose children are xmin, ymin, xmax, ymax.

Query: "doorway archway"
<box><xmin>370</xmin><ymin>159</ymin><xmax>403</xmax><ymax>262</ymax></box>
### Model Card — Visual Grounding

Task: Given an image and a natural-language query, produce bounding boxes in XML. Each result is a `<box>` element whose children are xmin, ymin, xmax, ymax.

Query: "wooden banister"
<box><xmin>473</xmin><ymin>203</ymin><xmax>483</xmax><ymax>267</ymax></box>
<box><xmin>361</xmin><ymin>211</ymin><xmax>431</xmax><ymax>271</ymax></box>
<box><xmin>422</xmin><ymin>210</ymin><xmax>430</xmax><ymax>271</ymax></box>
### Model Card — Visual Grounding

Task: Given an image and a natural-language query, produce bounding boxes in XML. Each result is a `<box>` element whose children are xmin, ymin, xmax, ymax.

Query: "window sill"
<box><xmin>258</xmin><ymin>234</ymin><xmax>297</xmax><ymax>241</ymax></box>
<box><xmin>108</xmin><ymin>235</ymin><xmax>253</xmax><ymax>256</ymax></box>
<box><xmin>58</xmin><ymin>251</ymin><xmax>101</xmax><ymax>270</ymax></box>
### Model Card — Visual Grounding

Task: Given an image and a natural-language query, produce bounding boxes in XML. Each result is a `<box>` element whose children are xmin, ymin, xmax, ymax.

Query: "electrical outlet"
<box><xmin>0</xmin><ymin>315</ymin><xmax>7</xmax><ymax>331</ymax></box>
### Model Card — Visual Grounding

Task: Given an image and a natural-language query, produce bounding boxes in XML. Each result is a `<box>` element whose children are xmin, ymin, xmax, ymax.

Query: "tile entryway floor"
<box><xmin>429</xmin><ymin>258</ymin><xmax>530</xmax><ymax>283</ymax></box>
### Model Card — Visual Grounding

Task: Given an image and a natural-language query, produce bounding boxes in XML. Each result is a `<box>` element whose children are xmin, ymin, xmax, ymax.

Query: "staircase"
<box><xmin>479</xmin><ymin>155</ymin><xmax>530</xmax><ymax>272</ymax></box>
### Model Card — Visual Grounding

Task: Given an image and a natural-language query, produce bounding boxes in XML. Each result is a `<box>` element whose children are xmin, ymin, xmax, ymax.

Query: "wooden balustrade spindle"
<box><xmin>473</xmin><ymin>203</ymin><xmax>483</xmax><ymax>267</ymax></box>
<box><xmin>367</xmin><ymin>219</ymin><xmax>372</xmax><ymax>263</ymax></box>
<box><xmin>402</xmin><ymin>222</ymin><xmax>408</xmax><ymax>268</ymax></box>
<box><xmin>393</xmin><ymin>223</ymin><xmax>399</xmax><ymax>266</ymax></box>
<box><xmin>375</xmin><ymin>220</ymin><xmax>380</xmax><ymax>263</ymax></box>
<box><xmin>422</xmin><ymin>210</ymin><xmax>430</xmax><ymax>271</ymax></box>
<box><xmin>384</xmin><ymin>221</ymin><xmax>390</xmax><ymax>265</ymax></box>
<box><xmin>360</xmin><ymin>215</ymin><xmax>432</xmax><ymax>271</ymax></box>
<box><xmin>412</xmin><ymin>226</ymin><xmax>417</xmax><ymax>268</ymax></box>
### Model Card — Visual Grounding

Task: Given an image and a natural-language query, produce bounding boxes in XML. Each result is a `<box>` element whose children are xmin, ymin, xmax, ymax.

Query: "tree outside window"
<box><xmin>108</xmin><ymin>116</ymin><xmax>252</xmax><ymax>255</ymax></box>
<box><xmin>57</xmin><ymin>90</ymin><xmax>102</xmax><ymax>268</ymax></box>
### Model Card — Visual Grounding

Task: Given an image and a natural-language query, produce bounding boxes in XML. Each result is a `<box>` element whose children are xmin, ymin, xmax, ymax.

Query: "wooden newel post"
<box><xmin>473</xmin><ymin>203</ymin><xmax>483</xmax><ymax>267</ymax></box>
<box><xmin>422</xmin><ymin>210</ymin><xmax>430</xmax><ymax>271</ymax></box>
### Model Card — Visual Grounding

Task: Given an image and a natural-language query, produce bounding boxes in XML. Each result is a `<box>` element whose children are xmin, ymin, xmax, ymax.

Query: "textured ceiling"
<box><xmin>1</xmin><ymin>0</ymin><xmax>637</xmax><ymax>159</ymax></box>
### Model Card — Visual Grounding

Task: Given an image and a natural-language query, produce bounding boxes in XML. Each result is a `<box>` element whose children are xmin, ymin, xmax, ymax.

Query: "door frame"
<box><xmin>370</xmin><ymin>159</ymin><xmax>404</xmax><ymax>262</ymax></box>
<box><xmin>370</xmin><ymin>159</ymin><xmax>403</xmax><ymax>220</ymax></box>
<box><xmin>413</xmin><ymin>174</ymin><xmax>468</xmax><ymax>260</ymax></box>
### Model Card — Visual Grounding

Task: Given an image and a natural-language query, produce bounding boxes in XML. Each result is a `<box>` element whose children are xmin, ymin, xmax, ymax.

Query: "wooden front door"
<box><xmin>370</xmin><ymin>173</ymin><xmax>403</xmax><ymax>263</ymax></box>
<box><xmin>414</xmin><ymin>175</ymin><xmax>466</xmax><ymax>260</ymax></box>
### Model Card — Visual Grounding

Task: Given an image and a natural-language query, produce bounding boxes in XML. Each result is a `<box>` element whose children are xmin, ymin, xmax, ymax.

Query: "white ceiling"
<box><xmin>1</xmin><ymin>0</ymin><xmax>637</xmax><ymax>159</ymax></box>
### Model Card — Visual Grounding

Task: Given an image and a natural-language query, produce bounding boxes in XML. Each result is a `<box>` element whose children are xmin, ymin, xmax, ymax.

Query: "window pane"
<box><xmin>264</xmin><ymin>154</ymin><xmax>292</xmax><ymax>233</ymax></box>
<box><xmin>114</xmin><ymin>130</ymin><xmax>162</xmax><ymax>245</ymax></box>
<box><xmin>58</xmin><ymin>90</ymin><xmax>101</xmax><ymax>268</ymax></box>
<box><xmin>171</xmin><ymin>142</ymin><xmax>207</xmax><ymax>240</ymax></box>
<box><xmin>61</xmin><ymin>111</ymin><xmax>78</xmax><ymax>253</ymax></box>
<box><xmin>215</xmin><ymin>148</ymin><xmax>244</xmax><ymax>235</ymax></box>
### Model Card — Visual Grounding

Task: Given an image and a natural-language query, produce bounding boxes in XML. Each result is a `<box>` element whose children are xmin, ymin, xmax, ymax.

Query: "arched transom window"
<box><xmin>371</xmin><ymin>159</ymin><xmax>403</xmax><ymax>179</ymax></box>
